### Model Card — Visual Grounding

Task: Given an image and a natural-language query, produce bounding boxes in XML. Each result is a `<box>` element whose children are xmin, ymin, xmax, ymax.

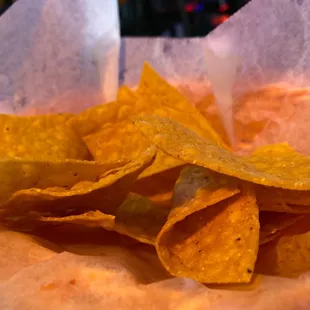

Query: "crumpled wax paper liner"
<box><xmin>1</xmin><ymin>0</ymin><xmax>310</xmax><ymax>308</ymax></box>
<box><xmin>0</xmin><ymin>0</ymin><xmax>120</xmax><ymax>115</ymax></box>
<box><xmin>203</xmin><ymin>0</ymin><xmax>310</xmax><ymax>154</ymax></box>
<box><xmin>1</xmin><ymin>229</ymin><xmax>310</xmax><ymax>310</ymax></box>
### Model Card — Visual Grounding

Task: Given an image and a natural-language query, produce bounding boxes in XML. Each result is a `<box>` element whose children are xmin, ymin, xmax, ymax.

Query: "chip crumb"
<box><xmin>68</xmin><ymin>279</ymin><xmax>76</xmax><ymax>285</ymax></box>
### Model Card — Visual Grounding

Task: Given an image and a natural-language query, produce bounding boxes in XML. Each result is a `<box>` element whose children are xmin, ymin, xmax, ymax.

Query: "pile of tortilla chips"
<box><xmin>1</xmin><ymin>63</ymin><xmax>310</xmax><ymax>284</ymax></box>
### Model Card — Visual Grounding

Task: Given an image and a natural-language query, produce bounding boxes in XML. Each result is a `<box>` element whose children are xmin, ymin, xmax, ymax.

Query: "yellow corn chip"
<box><xmin>42</xmin><ymin>211</ymin><xmax>115</xmax><ymax>229</ymax></box>
<box><xmin>68</xmin><ymin>101</ymin><xmax>121</xmax><ymax>138</ymax></box>
<box><xmin>69</xmin><ymin>87</ymin><xmax>140</xmax><ymax>139</ymax></box>
<box><xmin>0</xmin><ymin>114</ymin><xmax>90</xmax><ymax>160</ymax></box>
<box><xmin>114</xmin><ymin>193</ymin><xmax>169</xmax><ymax>245</ymax></box>
<box><xmin>83</xmin><ymin>121</ymin><xmax>183</xmax><ymax>179</ymax></box>
<box><xmin>136</xmin><ymin>63</ymin><xmax>226</xmax><ymax>147</ymax></box>
<box><xmin>156</xmin><ymin>166</ymin><xmax>259</xmax><ymax>283</ymax></box>
<box><xmin>0</xmin><ymin>146</ymin><xmax>156</xmax><ymax>225</ymax></box>
<box><xmin>256</xmin><ymin>186</ymin><xmax>310</xmax><ymax>213</ymax></box>
<box><xmin>117</xmin><ymin>85</ymin><xmax>138</xmax><ymax>102</ymax></box>
<box><xmin>70</xmin><ymin>64</ymin><xmax>225</xmax><ymax>179</ymax></box>
<box><xmin>256</xmin><ymin>185</ymin><xmax>310</xmax><ymax>207</ymax></box>
<box><xmin>42</xmin><ymin>193</ymin><xmax>168</xmax><ymax>245</ymax></box>
<box><xmin>257</xmin><ymin>199</ymin><xmax>310</xmax><ymax>215</ymax></box>
<box><xmin>134</xmin><ymin>115</ymin><xmax>310</xmax><ymax>190</ymax></box>
<box><xmin>259</xmin><ymin>212</ymin><xmax>303</xmax><ymax>245</ymax></box>
<box><xmin>256</xmin><ymin>214</ymin><xmax>310</xmax><ymax>277</ymax></box>
<box><xmin>83</xmin><ymin>120</ymin><xmax>150</xmax><ymax>163</ymax></box>
<box><xmin>259</xmin><ymin>201</ymin><xmax>310</xmax><ymax>214</ymax></box>
<box><xmin>208</xmin><ymin>274</ymin><xmax>263</xmax><ymax>291</ymax></box>
<box><xmin>72</xmin><ymin>82</ymin><xmax>184</xmax><ymax>178</ymax></box>
<box><xmin>0</xmin><ymin>158</ymin><xmax>121</xmax><ymax>205</ymax></box>
<box><xmin>133</xmin><ymin>165</ymin><xmax>185</xmax><ymax>207</ymax></box>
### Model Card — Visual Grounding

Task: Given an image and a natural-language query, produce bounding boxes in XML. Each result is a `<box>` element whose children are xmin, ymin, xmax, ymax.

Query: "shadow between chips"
<box><xmin>0</xmin><ymin>146</ymin><xmax>157</xmax><ymax>229</ymax></box>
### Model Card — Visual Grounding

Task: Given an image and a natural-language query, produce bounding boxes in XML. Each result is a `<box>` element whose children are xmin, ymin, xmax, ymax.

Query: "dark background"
<box><xmin>1</xmin><ymin>0</ymin><xmax>249</xmax><ymax>37</ymax></box>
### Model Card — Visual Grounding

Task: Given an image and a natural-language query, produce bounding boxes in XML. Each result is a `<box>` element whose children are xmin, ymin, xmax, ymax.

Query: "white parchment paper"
<box><xmin>0</xmin><ymin>0</ymin><xmax>120</xmax><ymax>115</ymax></box>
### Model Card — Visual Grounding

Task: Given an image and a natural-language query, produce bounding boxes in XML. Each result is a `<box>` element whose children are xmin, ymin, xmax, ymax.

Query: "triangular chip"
<box><xmin>155</xmin><ymin>166</ymin><xmax>259</xmax><ymax>283</ymax></box>
<box><xmin>114</xmin><ymin>193</ymin><xmax>169</xmax><ymax>245</ymax></box>
<box><xmin>259</xmin><ymin>212</ymin><xmax>303</xmax><ymax>245</ymax></box>
<box><xmin>136</xmin><ymin>63</ymin><xmax>225</xmax><ymax>147</ymax></box>
<box><xmin>41</xmin><ymin>211</ymin><xmax>115</xmax><ymax>229</ymax></box>
<box><xmin>69</xmin><ymin>101</ymin><xmax>120</xmax><ymax>138</ymax></box>
<box><xmin>117</xmin><ymin>85</ymin><xmax>138</xmax><ymax>102</ymax></box>
<box><xmin>0</xmin><ymin>147</ymin><xmax>156</xmax><ymax>227</ymax></box>
<box><xmin>256</xmin><ymin>185</ymin><xmax>310</xmax><ymax>208</ymax></box>
<box><xmin>68</xmin><ymin>85</ymin><xmax>140</xmax><ymax>138</ymax></box>
<box><xmin>42</xmin><ymin>193</ymin><xmax>169</xmax><ymax>246</ymax></box>
<box><xmin>257</xmin><ymin>197</ymin><xmax>310</xmax><ymax>214</ymax></box>
<box><xmin>0</xmin><ymin>114</ymin><xmax>89</xmax><ymax>160</ymax></box>
<box><xmin>256</xmin><ymin>185</ymin><xmax>310</xmax><ymax>213</ymax></box>
<box><xmin>70</xmin><ymin>64</ymin><xmax>226</xmax><ymax>179</ymax></box>
<box><xmin>132</xmin><ymin>165</ymin><xmax>185</xmax><ymax>207</ymax></box>
<box><xmin>83</xmin><ymin>119</ymin><xmax>182</xmax><ymax>179</ymax></box>
<box><xmin>256</xmin><ymin>214</ymin><xmax>310</xmax><ymax>277</ymax></box>
<box><xmin>134</xmin><ymin>115</ymin><xmax>310</xmax><ymax>190</ymax></box>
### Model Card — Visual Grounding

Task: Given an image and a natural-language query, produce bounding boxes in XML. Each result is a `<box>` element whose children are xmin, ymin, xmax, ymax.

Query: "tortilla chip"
<box><xmin>256</xmin><ymin>185</ymin><xmax>310</xmax><ymax>208</ymax></box>
<box><xmin>256</xmin><ymin>214</ymin><xmax>310</xmax><ymax>277</ymax></box>
<box><xmin>71</xmin><ymin>64</ymin><xmax>225</xmax><ymax>179</ymax></box>
<box><xmin>84</xmin><ymin>121</ymin><xmax>183</xmax><ymax>179</ymax></box>
<box><xmin>134</xmin><ymin>115</ymin><xmax>310</xmax><ymax>190</ymax></box>
<box><xmin>68</xmin><ymin>102</ymin><xmax>119</xmax><ymax>138</ymax></box>
<box><xmin>208</xmin><ymin>274</ymin><xmax>263</xmax><ymax>291</ymax></box>
<box><xmin>68</xmin><ymin>87</ymin><xmax>140</xmax><ymax>139</ymax></box>
<box><xmin>0</xmin><ymin>146</ymin><xmax>156</xmax><ymax>226</ymax></box>
<box><xmin>156</xmin><ymin>166</ymin><xmax>259</xmax><ymax>283</ymax></box>
<box><xmin>0</xmin><ymin>158</ymin><xmax>118</xmax><ymax>205</ymax></box>
<box><xmin>68</xmin><ymin>85</ymin><xmax>140</xmax><ymax>139</ymax></box>
<box><xmin>132</xmin><ymin>165</ymin><xmax>185</xmax><ymax>207</ymax></box>
<box><xmin>0</xmin><ymin>114</ymin><xmax>90</xmax><ymax>160</ymax></box>
<box><xmin>117</xmin><ymin>85</ymin><xmax>137</xmax><ymax>102</ymax></box>
<box><xmin>136</xmin><ymin>63</ymin><xmax>225</xmax><ymax>147</ymax></box>
<box><xmin>42</xmin><ymin>193</ymin><xmax>168</xmax><ymax>245</ymax></box>
<box><xmin>78</xmin><ymin>87</ymin><xmax>150</xmax><ymax>164</ymax></box>
<box><xmin>259</xmin><ymin>201</ymin><xmax>310</xmax><ymax>214</ymax></box>
<box><xmin>257</xmin><ymin>197</ymin><xmax>310</xmax><ymax>214</ymax></box>
<box><xmin>83</xmin><ymin>120</ymin><xmax>149</xmax><ymax>162</ymax></box>
<box><xmin>140</xmin><ymin>153</ymin><xmax>184</xmax><ymax>179</ymax></box>
<box><xmin>256</xmin><ymin>183</ymin><xmax>310</xmax><ymax>216</ymax></box>
<box><xmin>73</xmin><ymin>83</ymin><xmax>183</xmax><ymax>179</ymax></box>
<box><xmin>256</xmin><ymin>186</ymin><xmax>310</xmax><ymax>213</ymax></box>
<box><xmin>42</xmin><ymin>211</ymin><xmax>115</xmax><ymax>229</ymax></box>
<box><xmin>259</xmin><ymin>212</ymin><xmax>303</xmax><ymax>245</ymax></box>
<box><xmin>114</xmin><ymin>193</ymin><xmax>169</xmax><ymax>245</ymax></box>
